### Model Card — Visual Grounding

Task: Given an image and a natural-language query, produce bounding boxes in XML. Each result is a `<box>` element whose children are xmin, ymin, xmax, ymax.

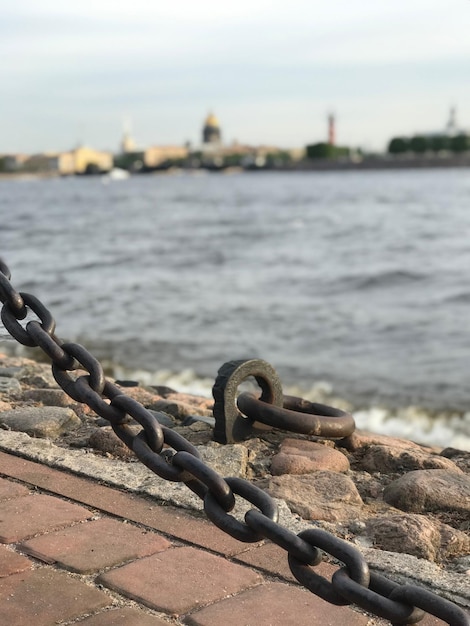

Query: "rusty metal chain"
<box><xmin>0</xmin><ymin>258</ymin><xmax>468</xmax><ymax>626</ymax></box>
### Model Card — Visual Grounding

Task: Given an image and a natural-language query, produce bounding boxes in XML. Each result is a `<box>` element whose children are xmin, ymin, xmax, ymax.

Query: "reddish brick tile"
<box><xmin>0</xmin><ymin>494</ymin><xmax>92</xmax><ymax>543</ymax></box>
<box><xmin>77</xmin><ymin>607</ymin><xmax>171</xmax><ymax>625</ymax></box>
<box><xmin>235</xmin><ymin>542</ymin><xmax>340</xmax><ymax>585</ymax></box>
<box><xmin>235</xmin><ymin>542</ymin><xmax>296</xmax><ymax>581</ymax></box>
<box><xmin>98</xmin><ymin>546</ymin><xmax>262</xmax><ymax>616</ymax></box>
<box><xmin>0</xmin><ymin>451</ymin><xmax>247</xmax><ymax>555</ymax></box>
<box><xmin>185</xmin><ymin>580</ymin><xmax>370</xmax><ymax>626</ymax></box>
<box><xmin>0</xmin><ymin>476</ymin><xmax>29</xmax><ymax>500</ymax></box>
<box><xmin>20</xmin><ymin>517</ymin><xmax>172</xmax><ymax>573</ymax></box>
<box><xmin>0</xmin><ymin>568</ymin><xmax>111</xmax><ymax>626</ymax></box>
<box><xmin>420</xmin><ymin>611</ymin><xmax>470</xmax><ymax>625</ymax></box>
<box><xmin>0</xmin><ymin>545</ymin><xmax>32</xmax><ymax>577</ymax></box>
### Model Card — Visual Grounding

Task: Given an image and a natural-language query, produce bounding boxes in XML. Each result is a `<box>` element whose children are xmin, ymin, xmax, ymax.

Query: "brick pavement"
<box><xmin>0</xmin><ymin>450</ymin><xmax>465</xmax><ymax>625</ymax></box>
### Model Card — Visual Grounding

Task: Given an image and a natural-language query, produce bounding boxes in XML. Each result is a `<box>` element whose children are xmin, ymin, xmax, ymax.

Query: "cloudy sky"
<box><xmin>2</xmin><ymin>0</ymin><xmax>470</xmax><ymax>154</ymax></box>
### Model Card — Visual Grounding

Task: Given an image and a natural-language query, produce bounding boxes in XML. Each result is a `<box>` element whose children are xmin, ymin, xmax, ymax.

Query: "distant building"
<box><xmin>3</xmin><ymin>154</ymin><xmax>30</xmax><ymax>172</ymax></box>
<box><xmin>328</xmin><ymin>113</ymin><xmax>336</xmax><ymax>146</ymax></box>
<box><xmin>120</xmin><ymin>118</ymin><xmax>137</xmax><ymax>153</ymax></box>
<box><xmin>143</xmin><ymin>145</ymin><xmax>189</xmax><ymax>168</ymax></box>
<box><xmin>121</xmin><ymin>132</ymin><xmax>136</xmax><ymax>154</ymax></box>
<box><xmin>202</xmin><ymin>112</ymin><xmax>221</xmax><ymax>145</ymax></box>
<box><xmin>21</xmin><ymin>146</ymin><xmax>112</xmax><ymax>175</ymax></box>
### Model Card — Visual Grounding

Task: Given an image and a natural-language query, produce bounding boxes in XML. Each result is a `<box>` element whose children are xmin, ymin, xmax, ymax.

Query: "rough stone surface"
<box><xmin>271</xmin><ymin>438</ymin><xmax>350</xmax><ymax>475</ymax></box>
<box><xmin>266</xmin><ymin>472</ymin><xmax>363</xmax><ymax>521</ymax></box>
<box><xmin>0</xmin><ymin>406</ymin><xmax>81</xmax><ymax>439</ymax></box>
<box><xmin>441</xmin><ymin>447</ymin><xmax>470</xmax><ymax>473</ymax></box>
<box><xmin>22</xmin><ymin>388</ymin><xmax>74</xmax><ymax>407</ymax></box>
<box><xmin>0</xmin><ymin>354</ymin><xmax>469</xmax><ymax>576</ymax></box>
<box><xmin>0</xmin><ymin>377</ymin><xmax>21</xmax><ymax>394</ymax></box>
<box><xmin>198</xmin><ymin>442</ymin><xmax>248</xmax><ymax>478</ymax></box>
<box><xmin>365</xmin><ymin>513</ymin><xmax>470</xmax><ymax>562</ymax></box>
<box><xmin>88</xmin><ymin>427</ymin><xmax>135</xmax><ymax>459</ymax></box>
<box><xmin>383</xmin><ymin>470</ymin><xmax>470</xmax><ymax>514</ymax></box>
<box><xmin>341</xmin><ymin>430</ymin><xmax>425</xmax><ymax>452</ymax></box>
<box><xmin>150</xmin><ymin>398</ymin><xmax>211</xmax><ymax>419</ymax></box>
<box><xmin>361</xmin><ymin>444</ymin><xmax>463</xmax><ymax>474</ymax></box>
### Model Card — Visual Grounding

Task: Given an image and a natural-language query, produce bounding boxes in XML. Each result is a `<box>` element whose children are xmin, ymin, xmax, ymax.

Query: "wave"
<box><xmin>110</xmin><ymin>364</ymin><xmax>470</xmax><ymax>452</ymax></box>
<box><xmin>444</xmin><ymin>291</ymin><xmax>470</xmax><ymax>304</ymax></box>
<box><xmin>354</xmin><ymin>270</ymin><xmax>427</xmax><ymax>291</ymax></box>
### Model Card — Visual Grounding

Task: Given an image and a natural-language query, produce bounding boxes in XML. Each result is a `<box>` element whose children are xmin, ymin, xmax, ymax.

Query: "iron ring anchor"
<box><xmin>212</xmin><ymin>358</ymin><xmax>355</xmax><ymax>443</ymax></box>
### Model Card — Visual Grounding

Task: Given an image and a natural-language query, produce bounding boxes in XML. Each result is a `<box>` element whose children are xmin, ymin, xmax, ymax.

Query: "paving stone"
<box><xmin>0</xmin><ymin>545</ymin><xmax>32</xmax><ymax>577</ymax></box>
<box><xmin>0</xmin><ymin>493</ymin><xmax>92</xmax><ymax>543</ymax></box>
<box><xmin>20</xmin><ymin>517</ymin><xmax>172</xmax><ymax>573</ymax></box>
<box><xmin>76</xmin><ymin>607</ymin><xmax>170</xmax><ymax>625</ymax></box>
<box><xmin>184</xmin><ymin>581</ymin><xmax>370</xmax><ymax>625</ymax></box>
<box><xmin>235</xmin><ymin>542</ymin><xmax>340</xmax><ymax>585</ymax></box>
<box><xmin>0</xmin><ymin>451</ymin><xmax>248</xmax><ymax>556</ymax></box>
<box><xmin>0</xmin><ymin>568</ymin><xmax>111</xmax><ymax>626</ymax></box>
<box><xmin>98</xmin><ymin>546</ymin><xmax>262</xmax><ymax>616</ymax></box>
<box><xmin>0</xmin><ymin>476</ymin><xmax>30</xmax><ymax>500</ymax></box>
<box><xmin>0</xmin><ymin>406</ymin><xmax>81</xmax><ymax>439</ymax></box>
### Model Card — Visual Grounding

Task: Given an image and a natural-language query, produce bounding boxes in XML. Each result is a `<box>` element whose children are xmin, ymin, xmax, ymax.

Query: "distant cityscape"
<box><xmin>1</xmin><ymin>109</ymin><xmax>469</xmax><ymax>177</ymax></box>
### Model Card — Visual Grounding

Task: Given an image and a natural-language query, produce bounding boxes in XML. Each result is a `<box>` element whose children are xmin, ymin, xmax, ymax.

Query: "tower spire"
<box><xmin>327</xmin><ymin>112</ymin><xmax>336</xmax><ymax>146</ymax></box>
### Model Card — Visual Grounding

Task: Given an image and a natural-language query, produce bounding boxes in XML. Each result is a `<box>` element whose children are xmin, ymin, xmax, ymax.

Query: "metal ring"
<box><xmin>111</xmin><ymin>394</ymin><xmax>164</xmax><ymax>454</ymax></box>
<box><xmin>132</xmin><ymin>425</ymin><xmax>201</xmax><ymax>482</ymax></box>
<box><xmin>212</xmin><ymin>359</ymin><xmax>284</xmax><ymax>443</ymax></box>
<box><xmin>59</xmin><ymin>343</ymin><xmax>105</xmax><ymax>393</ymax></box>
<box><xmin>288</xmin><ymin>528</ymin><xmax>370</xmax><ymax>606</ymax></box>
<box><xmin>389</xmin><ymin>584</ymin><xmax>470</xmax><ymax>626</ymax></box>
<box><xmin>1</xmin><ymin>292</ymin><xmax>54</xmax><ymax>345</ymax></box>
<box><xmin>0</xmin><ymin>259</ymin><xmax>11</xmax><ymax>280</ymax></box>
<box><xmin>204</xmin><ymin>476</ymin><xmax>278</xmax><ymax>542</ymax></box>
<box><xmin>238</xmin><ymin>393</ymin><xmax>355</xmax><ymax>438</ymax></box>
<box><xmin>26</xmin><ymin>321</ymin><xmax>77</xmax><ymax>370</ymax></box>
<box><xmin>172</xmin><ymin>451</ymin><xmax>235</xmax><ymax>512</ymax></box>
<box><xmin>332</xmin><ymin>569</ymin><xmax>425</xmax><ymax>624</ymax></box>
<box><xmin>245</xmin><ymin>509</ymin><xmax>322</xmax><ymax>565</ymax></box>
<box><xmin>0</xmin><ymin>273</ymin><xmax>26</xmax><ymax>315</ymax></box>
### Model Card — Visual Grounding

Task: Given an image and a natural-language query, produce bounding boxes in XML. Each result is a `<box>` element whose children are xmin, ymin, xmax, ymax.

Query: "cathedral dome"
<box><xmin>202</xmin><ymin>112</ymin><xmax>222</xmax><ymax>145</ymax></box>
<box><xmin>204</xmin><ymin>113</ymin><xmax>220</xmax><ymax>128</ymax></box>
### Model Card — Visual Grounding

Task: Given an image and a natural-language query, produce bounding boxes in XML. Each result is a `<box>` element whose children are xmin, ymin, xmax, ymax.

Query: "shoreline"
<box><xmin>1</xmin><ymin>155</ymin><xmax>470</xmax><ymax>180</ymax></box>
<box><xmin>0</xmin><ymin>350</ymin><xmax>469</xmax><ymax>610</ymax></box>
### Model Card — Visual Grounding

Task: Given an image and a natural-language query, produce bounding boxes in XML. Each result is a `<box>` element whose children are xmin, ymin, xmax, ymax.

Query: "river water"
<box><xmin>1</xmin><ymin>169</ymin><xmax>470</xmax><ymax>449</ymax></box>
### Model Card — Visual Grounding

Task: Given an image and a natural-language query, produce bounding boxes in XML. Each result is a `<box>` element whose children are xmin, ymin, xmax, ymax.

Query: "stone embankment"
<box><xmin>0</xmin><ymin>353</ymin><xmax>469</xmax><ymax>607</ymax></box>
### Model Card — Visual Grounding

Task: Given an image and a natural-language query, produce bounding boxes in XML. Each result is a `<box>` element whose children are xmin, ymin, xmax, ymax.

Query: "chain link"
<box><xmin>0</xmin><ymin>258</ymin><xmax>468</xmax><ymax>626</ymax></box>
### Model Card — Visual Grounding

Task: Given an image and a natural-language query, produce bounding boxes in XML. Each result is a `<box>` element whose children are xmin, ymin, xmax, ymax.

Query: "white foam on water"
<box><xmin>111</xmin><ymin>366</ymin><xmax>470</xmax><ymax>451</ymax></box>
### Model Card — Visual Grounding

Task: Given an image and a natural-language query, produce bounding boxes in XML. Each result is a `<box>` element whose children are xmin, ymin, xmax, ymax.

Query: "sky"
<box><xmin>2</xmin><ymin>0</ymin><xmax>470</xmax><ymax>154</ymax></box>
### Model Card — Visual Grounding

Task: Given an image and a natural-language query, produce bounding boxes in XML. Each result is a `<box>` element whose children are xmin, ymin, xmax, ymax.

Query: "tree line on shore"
<box><xmin>388</xmin><ymin>133</ymin><xmax>469</xmax><ymax>155</ymax></box>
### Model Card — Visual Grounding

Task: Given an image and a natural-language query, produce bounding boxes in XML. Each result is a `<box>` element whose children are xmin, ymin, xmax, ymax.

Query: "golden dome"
<box><xmin>204</xmin><ymin>112</ymin><xmax>220</xmax><ymax>128</ymax></box>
